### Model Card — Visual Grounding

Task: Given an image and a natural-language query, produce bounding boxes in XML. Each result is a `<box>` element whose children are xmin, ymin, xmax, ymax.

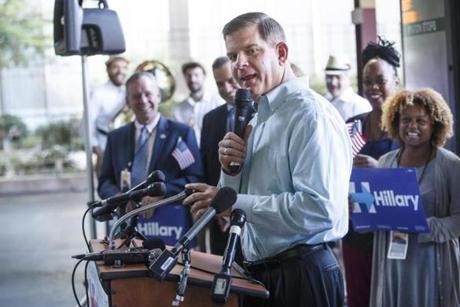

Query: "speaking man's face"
<box><xmin>225</xmin><ymin>24</ymin><xmax>285</xmax><ymax>100</ymax></box>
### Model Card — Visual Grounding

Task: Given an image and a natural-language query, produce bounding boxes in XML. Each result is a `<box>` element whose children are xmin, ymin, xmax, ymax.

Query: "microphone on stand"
<box><xmin>130</xmin><ymin>170</ymin><xmax>165</xmax><ymax>191</ymax></box>
<box><xmin>89</xmin><ymin>170</ymin><xmax>165</xmax><ymax>211</ymax></box>
<box><xmin>211</xmin><ymin>209</ymin><xmax>246</xmax><ymax>304</ymax></box>
<box><xmin>107</xmin><ymin>188</ymin><xmax>197</xmax><ymax>248</ymax></box>
<box><xmin>149</xmin><ymin>187</ymin><xmax>237</xmax><ymax>281</ymax></box>
<box><xmin>229</xmin><ymin>89</ymin><xmax>255</xmax><ymax>174</ymax></box>
<box><xmin>91</xmin><ymin>182</ymin><xmax>167</xmax><ymax>221</ymax></box>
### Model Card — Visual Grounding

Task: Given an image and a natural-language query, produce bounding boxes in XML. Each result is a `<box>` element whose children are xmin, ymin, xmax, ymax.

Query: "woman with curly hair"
<box><xmin>370</xmin><ymin>88</ymin><xmax>460</xmax><ymax>307</ymax></box>
<box><xmin>343</xmin><ymin>37</ymin><xmax>401</xmax><ymax>307</ymax></box>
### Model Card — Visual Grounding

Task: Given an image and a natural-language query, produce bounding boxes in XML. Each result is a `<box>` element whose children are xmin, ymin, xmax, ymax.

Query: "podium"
<box><xmin>87</xmin><ymin>240</ymin><xmax>269</xmax><ymax>307</ymax></box>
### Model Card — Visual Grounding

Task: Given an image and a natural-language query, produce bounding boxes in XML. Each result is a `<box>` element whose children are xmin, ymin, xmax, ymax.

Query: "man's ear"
<box><xmin>276</xmin><ymin>42</ymin><xmax>289</xmax><ymax>64</ymax></box>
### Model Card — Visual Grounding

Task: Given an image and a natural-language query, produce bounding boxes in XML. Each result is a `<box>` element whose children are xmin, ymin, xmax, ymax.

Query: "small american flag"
<box><xmin>346</xmin><ymin>121</ymin><xmax>366</xmax><ymax>158</ymax></box>
<box><xmin>172</xmin><ymin>137</ymin><xmax>196</xmax><ymax>170</ymax></box>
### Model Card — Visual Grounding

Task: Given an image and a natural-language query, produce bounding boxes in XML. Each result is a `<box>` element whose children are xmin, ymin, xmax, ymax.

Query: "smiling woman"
<box><xmin>369</xmin><ymin>88</ymin><xmax>460</xmax><ymax>307</ymax></box>
<box><xmin>382</xmin><ymin>88</ymin><xmax>453</xmax><ymax>153</ymax></box>
<box><xmin>398</xmin><ymin>105</ymin><xmax>433</xmax><ymax>151</ymax></box>
<box><xmin>342</xmin><ymin>38</ymin><xmax>401</xmax><ymax>307</ymax></box>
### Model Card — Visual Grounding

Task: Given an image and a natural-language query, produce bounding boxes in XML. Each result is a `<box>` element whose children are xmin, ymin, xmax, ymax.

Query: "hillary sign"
<box><xmin>107</xmin><ymin>203</ymin><xmax>194</xmax><ymax>246</ymax></box>
<box><xmin>350</xmin><ymin>168</ymin><xmax>429</xmax><ymax>233</ymax></box>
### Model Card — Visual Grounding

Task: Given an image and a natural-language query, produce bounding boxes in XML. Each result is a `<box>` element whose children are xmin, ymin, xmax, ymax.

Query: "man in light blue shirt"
<box><xmin>184</xmin><ymin>12</ymin><xmax>352</xmax><ymax>306</ymax></box>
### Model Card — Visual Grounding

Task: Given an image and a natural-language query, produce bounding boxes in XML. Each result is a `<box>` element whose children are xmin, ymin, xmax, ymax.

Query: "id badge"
<box><xmin>120</xmin><ymin>168</ymin><xmax>131</xmax><ymax>191</ymax></box>
<box><xmin>387</xmin><ymin>231</ymin><xmax>409</xmax><ymax>260</ymax></box>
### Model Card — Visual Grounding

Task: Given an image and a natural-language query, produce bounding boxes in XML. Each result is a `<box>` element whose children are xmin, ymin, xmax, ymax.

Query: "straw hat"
<box><xmin>324</xmin><ymin>55</ymin><xmax>351</xmax><ymax>75</ymax></box>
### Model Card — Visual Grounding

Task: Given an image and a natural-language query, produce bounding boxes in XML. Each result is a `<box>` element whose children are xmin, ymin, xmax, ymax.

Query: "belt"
<box><xmin>244</xmin><ymin>243</ymin><xmax>326</xmax><ymax>273</ymax></box>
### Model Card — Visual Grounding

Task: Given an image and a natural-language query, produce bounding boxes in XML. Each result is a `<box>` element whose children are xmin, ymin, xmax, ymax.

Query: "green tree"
<box><xmin>0</xmin><ymin>0</ymin><xmax>48</xmax><ymax>68</ymax></box>
<box><xmin>0</xmin><ymin>114</ymin><xmax>28</xmax><ymax>149</ymax></box>
<box><xmin>36</xmin><ymin>118</ymin><xmax>84</xmax><ymax>151</ymax></box>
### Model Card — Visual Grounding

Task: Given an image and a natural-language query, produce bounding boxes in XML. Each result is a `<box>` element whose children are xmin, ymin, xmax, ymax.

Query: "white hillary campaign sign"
<box><xmin>349</xmin><ymin>168</ymin><xmax>429</xmax><ymax>233</ymax></box>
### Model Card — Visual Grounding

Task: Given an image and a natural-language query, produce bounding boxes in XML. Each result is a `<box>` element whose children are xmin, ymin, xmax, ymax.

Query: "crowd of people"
<box><xmin>87</xmin><ymin>11</ymin><xmax>460</xmax><ymax>307</ymax></box>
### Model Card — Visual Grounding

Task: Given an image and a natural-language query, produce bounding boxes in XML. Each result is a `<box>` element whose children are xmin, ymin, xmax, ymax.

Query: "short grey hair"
<box><xmin>222</xmin><ymin>12</ymin><xmax>286</xmax><ymax>44</ymax></box>
<box><xmin>126</xmin><ymin>72</ymin><xmax>159</xmax><ymax>95</ymax></box>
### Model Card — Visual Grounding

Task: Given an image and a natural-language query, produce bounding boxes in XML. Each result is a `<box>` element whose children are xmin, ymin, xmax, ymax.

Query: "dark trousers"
<box><xmin>342</xmin><ymin>242</ymin><xmax>372</xmax><ymax>307</ymax></box>
<box><xmin>243</xmin><ymin>244</ymin><xmax>344</xmax><ymax>307</ymax></box>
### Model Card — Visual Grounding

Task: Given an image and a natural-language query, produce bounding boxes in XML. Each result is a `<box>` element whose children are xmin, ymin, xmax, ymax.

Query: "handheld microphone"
<box><xmin>91</xmin><ymin>182</ymin><xmax>167</xmax><ymax>221</ymax></box>
<box><xmin>149</xmin><ymin>187</ymin><xmax>237</xmax><ymax>281</ymax></box>
<box><xmin>211</xmin><ymin>209</ymin><xmax>246</xmax><ymax>304</ymax></box>
<box><xmin>72</xmin><ymin>239</ymin><xmax>165</xmax><ymax>265</ymax></box>
<box><xmin>229</xmin><ymin>89</ymin><xmax>255</xmax><ymax>174</ymax></box>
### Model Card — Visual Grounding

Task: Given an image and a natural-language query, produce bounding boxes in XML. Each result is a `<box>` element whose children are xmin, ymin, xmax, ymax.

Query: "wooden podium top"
<box><xmin>90</xmin><ymin>239</ymin><xmax>269</xmax><ymax>299</ymax></box>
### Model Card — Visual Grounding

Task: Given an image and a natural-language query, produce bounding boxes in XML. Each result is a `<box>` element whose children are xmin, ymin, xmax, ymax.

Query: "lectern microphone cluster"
<box><xmin>74</xmin><ymin>181</ymin><xmax>258</xmax><ymax>306</ymax></box>
<box><xmin>149</xmin><ymin>187</ymin><xmax>237</xmax><ymax>280</ymax></box>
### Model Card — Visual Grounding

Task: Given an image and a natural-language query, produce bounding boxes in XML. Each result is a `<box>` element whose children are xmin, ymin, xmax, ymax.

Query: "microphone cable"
<box><xmin>76</xmin><ymin>201</ymin><xmax>103</xmax><ymax>306</ymax></box>
<box><xmin>71</xmin><ymin>258</ymin><xmax>86</xmax><ymax>307</ymax></box>
<box><xmin>84</xmin><ymin>260</ymin><xmax>90</xmax><ymax>307</ymax></box>
<box><xmin>81</xmin><ymin>205</ymin><xmax>94</xmax><ymax>251</ymax></box>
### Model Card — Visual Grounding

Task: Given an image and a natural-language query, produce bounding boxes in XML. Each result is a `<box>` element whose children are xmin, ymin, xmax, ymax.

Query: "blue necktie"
<box><xmin>131</xmin><ymin>126</ymin><xmax>149</xmax><ymax>186</ymax></box>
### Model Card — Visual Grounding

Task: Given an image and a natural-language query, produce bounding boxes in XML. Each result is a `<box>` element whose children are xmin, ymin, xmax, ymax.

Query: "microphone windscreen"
<box><xmin>235</xmin><ymin>88</ymin><xmax>252</xmax><ymax>106</ymax></box>
<box><xmin>231</xmin><ymin>208</ymin><xmax>246</xmax><ymax>227</ymax></box>
<box><xmin>148</xmin><ymin>182</ymin><xmax>167</xmax><ymax>197</ymax></box>
<box><xmin>211</xmin><ymin>187</ymin><xmax>237</xmax><ymax>214</ymax></box>
<box><xmin>149</xmin><ymin>170</ymin><xmax>166</xmax><ymax>183</ymax></box>
<box><xmin>143</xmin><ymin>238</ymin><xmax>166</xmax><ymax>251</ymax></box>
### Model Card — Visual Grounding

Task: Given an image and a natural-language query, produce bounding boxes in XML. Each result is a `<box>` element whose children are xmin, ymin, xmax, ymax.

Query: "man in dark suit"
<box><xmin>99</xmin><ymin>72</ymin><xmax>203</xmax><ymax>245</ymax></box>
<box><xmin>200</xmin><ymin>56</ymin><xmax>240</xmax><ymax>254</ymax></box>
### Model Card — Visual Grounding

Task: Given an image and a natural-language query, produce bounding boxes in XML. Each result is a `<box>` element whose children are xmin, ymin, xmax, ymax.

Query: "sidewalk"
<box><xmin>0</xmin><ymin>190</ymin><xmax>89</xmax><ymax>307</ymax></box>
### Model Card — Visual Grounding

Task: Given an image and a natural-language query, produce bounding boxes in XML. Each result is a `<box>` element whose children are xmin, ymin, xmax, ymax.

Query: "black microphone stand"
<box><xmin>108</xmin><ymin>190</ymin><xmax>192</xmax><ymax>249</ymax></box>
<box><xmin>118</xmin><ymin>201</ymin><xmax>147</xmax><ymax>248</ymax></box>
<box><xmin>172</xmin><ymin>247</ymin><xmax>191</xmax><ymax>306</ymax></box>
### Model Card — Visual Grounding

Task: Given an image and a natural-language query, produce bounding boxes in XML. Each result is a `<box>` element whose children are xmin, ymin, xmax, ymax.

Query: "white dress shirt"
<box><xmin>88</xmin><ymin>81</ymin><xmax>126</xmax><ymax>150</ymax></box>
<box><xmin>172</xmin><ymin>91</ymin><xmax>224</xmax><ymax>145</ymax></box>
<box><xmin>325</xmin><ymin>87</ymin><xmax>371</xmax><ymax>121</ymax></box>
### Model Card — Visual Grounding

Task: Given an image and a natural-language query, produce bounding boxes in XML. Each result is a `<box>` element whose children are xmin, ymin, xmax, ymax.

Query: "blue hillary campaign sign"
<box><xmin>350</xmin><ymin>168</ymin><xmax>429</xmax><ymax>233</ymax></box>
<box><xmin>107</xmin><ymin>202</ymin><xmax>194</xmax><ymax>246</ymax></box>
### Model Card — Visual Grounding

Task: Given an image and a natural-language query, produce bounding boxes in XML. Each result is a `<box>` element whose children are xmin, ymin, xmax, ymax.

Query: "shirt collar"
<box><xmin>106</xmin><ymin>80</ymin><xmax>125</xmax><ymax>93</ymax></box>
<box><xmin>134</xmin><ymin>113</ymin><xmax>160</xmax><ymax>133</ymax></box>
<box><xmin>257</xmin><ymin>78</ymin><xmax>308</xmax><ymax>121</ymax></box>
<box><xmin>226</xmin><ymin>103</ymin><xmax>235</xmax><ymax>111</ymax></box>
<box><xmin>185</xmin><ymin>91</ymin><xmax>212</xmax><ymax>107</ymax></box>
